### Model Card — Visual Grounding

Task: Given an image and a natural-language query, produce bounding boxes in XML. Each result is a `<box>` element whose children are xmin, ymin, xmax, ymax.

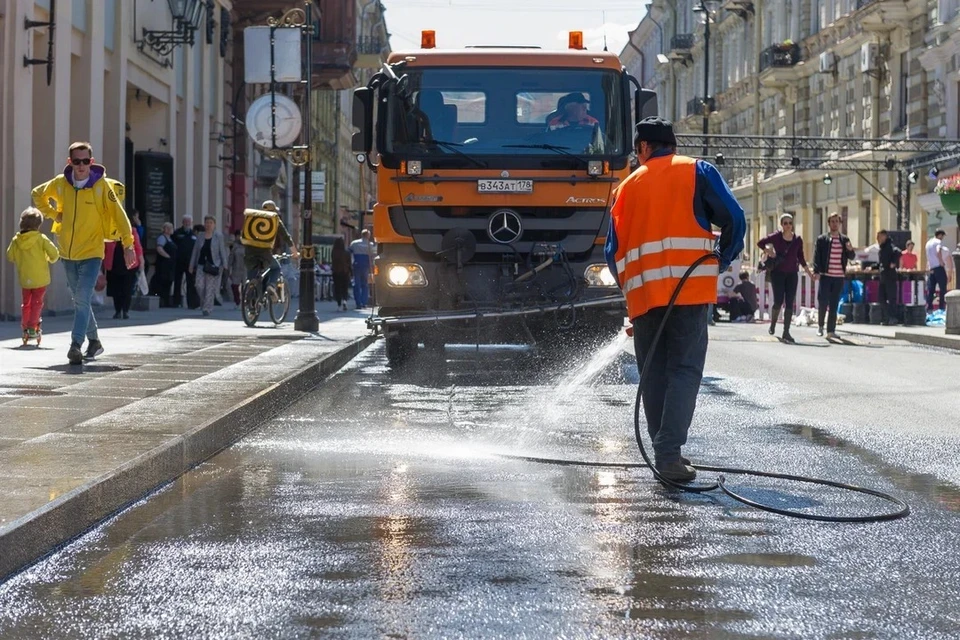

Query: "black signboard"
<box><xmin>134</xmin><ymin>151</ymin><xmax>174</xmax><ymax>250</ymax></box>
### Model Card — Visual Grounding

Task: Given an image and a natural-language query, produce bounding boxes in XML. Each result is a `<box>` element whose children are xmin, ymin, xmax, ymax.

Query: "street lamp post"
<box><xmin>694</xmin><ymin>1</ymin><xmax>719</xmax><ymax>157</ymax></box>
<box><xmin>294</xmin><ymin>1</ymin><xmax>319</xmax><ymax>333</ymax></box>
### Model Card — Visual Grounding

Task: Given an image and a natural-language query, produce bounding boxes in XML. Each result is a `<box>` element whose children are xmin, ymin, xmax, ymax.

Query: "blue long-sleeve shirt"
<box><xmin>604</xmin><ymin>150</ymin><xmax>746</xmax><ymax>285</ymax></box>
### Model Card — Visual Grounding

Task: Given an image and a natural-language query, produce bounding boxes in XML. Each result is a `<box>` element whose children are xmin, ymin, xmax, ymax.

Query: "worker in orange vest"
<box><xmin>605</xmin><ymin>117</ymin><xmax>745</xmax><ymax>483</ymax></box>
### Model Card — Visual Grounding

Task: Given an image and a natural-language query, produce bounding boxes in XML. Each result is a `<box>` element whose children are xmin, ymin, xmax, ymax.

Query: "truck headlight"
<box><xmin>584</xmin><ymin>264</ymin><xmax>616</xmax><ymax>287</ymax></box>
<box><xmin>386</xmin><ymin>264</ymin><xmax>428</xmax><ymax>287</ymax></box>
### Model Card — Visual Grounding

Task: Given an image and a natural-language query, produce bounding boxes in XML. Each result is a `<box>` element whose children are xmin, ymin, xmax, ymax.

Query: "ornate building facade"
<box><xmin>624</xmin><ymin>0</ymin><xmax>960</xmax><ymax>264</ymax></box>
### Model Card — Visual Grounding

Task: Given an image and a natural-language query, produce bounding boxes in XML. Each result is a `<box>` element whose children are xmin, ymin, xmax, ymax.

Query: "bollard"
<box><xmin>946</xmin><ymin>290</ymin><xmax>960</xmax><ymax>335</ymax></box>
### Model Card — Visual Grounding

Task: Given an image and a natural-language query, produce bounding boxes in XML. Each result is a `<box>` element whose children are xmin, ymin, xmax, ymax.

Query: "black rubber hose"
<box><xmin>504</xmin><ymin>253</ymin><xmax>910</xmax><ymax>523</ymax></box>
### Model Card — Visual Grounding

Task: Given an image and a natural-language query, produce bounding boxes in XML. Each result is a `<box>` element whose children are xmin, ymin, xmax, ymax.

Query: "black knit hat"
<box><xmin>634</xmin><ymin>116</ymin><xmax>677</xmax><ymax>146</ymax></box>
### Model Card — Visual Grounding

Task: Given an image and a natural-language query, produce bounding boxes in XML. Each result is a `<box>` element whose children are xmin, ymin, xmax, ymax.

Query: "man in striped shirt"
<box><xmin>813</xmin><ymin>212</ymin><xmax>856</xmax><ymax>338</ymax></box>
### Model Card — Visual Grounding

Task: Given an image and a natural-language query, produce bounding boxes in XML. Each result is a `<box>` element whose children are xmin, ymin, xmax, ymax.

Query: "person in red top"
<box><xmin>900</xmin><ymin>240</ymin><xmax>918</xmax><ymax>270</ymax></box>
<box><xmin>547</xmin><ymin>92</ymin><xmax>599</xmax><ymax>130</ymax></box>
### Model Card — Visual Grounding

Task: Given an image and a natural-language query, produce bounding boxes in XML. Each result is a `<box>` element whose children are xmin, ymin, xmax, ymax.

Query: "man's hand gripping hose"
<box><xmin>504</xmin><ymin>252</ymin><xmax>910</xmax><ymax>523</ymax></box>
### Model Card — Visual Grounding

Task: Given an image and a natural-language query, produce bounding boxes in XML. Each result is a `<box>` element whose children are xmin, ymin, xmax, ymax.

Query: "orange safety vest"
<box><xmin>610</xmin><ymin>154</ymin><xmax>718</xmax><ymax>320</ymax></box>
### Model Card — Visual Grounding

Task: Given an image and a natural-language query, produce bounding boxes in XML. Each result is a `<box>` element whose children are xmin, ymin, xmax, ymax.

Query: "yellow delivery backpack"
<box><xmin>241</xmin><ymin>208</ymin><xmax>280</xmax><ymax>249</ymax></box>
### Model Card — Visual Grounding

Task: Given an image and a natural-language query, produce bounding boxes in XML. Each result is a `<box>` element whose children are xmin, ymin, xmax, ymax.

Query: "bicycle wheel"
<box><xmin>241</xmin><ymin>280</ymin><xmax>261</xmax><ymax>327</ymax></box>
<box><xmin>269</xmin><ymin>276</ymin><xmax>291</xmax><ymax>324</ymax></box>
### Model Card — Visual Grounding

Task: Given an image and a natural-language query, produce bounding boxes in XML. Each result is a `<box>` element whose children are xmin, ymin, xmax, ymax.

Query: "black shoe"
<box><xmin>817</xmin><ymin>327</ymin><xmax>824</xmax><ymax>337</ymax></box>
<box><xmin>680</xmin><ymin>455</ymin><xmax>692</xmax><ymax>466</ymax></box>
<box><xmin>122</xmin><ymin>311</ymin><xmax>130</xmax><ymax>319</ymax></box>
<box><xmin>768</xmin><ymin>325</ymin><xmax>775</xmax><ymax>335</ymax></box>
<box><xmin>655</xmin><ymin>460</ymin><xmax>697</xmax><ymax>483</ymax></box>
<box><xmin>84</xmin><ymin>340</ymin><xmax>104</xmax><ymax>360</ymax></box>
<box><xmin>781</xmin><ymin>334</ymin><xmax>796</xmax><ymax>344</ymax></box>
<box><xmin>112</xmin><ymin>312</ymin><xmax>121</xmax><ymax>319</ymax></box>
<box><xmin>67</xmin><ymin>342</ymin><xmax>83</xmax><ymax>365</ymax></box>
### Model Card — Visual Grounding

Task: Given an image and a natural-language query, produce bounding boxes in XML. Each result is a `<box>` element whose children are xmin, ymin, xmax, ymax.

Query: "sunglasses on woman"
<box><xmin>70</xmin><ymin>158</ymin><xmax>92</xmax><ymax>166</ymax></box>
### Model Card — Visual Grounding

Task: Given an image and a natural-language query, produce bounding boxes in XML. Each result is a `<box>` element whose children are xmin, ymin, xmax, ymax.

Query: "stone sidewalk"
<box><xmin>0</xmin><ymin>301</ymin><xmax>376</xmax><ymax>580</ymax></box>
<box><xmin>837</xmin><ymin>322</ymin><xmax>960</xmax><ymax>351</ymax></box>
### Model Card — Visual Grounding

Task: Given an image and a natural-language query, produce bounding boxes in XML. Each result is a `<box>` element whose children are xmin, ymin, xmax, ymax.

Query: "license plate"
<box><xmin>477</xmin><ymin>179</ymin><xmax>533</xmax><ymax>193</ymax></box>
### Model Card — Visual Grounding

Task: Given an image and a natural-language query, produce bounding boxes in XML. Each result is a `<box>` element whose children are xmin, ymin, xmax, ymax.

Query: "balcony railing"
<box><xmin>670</xmin><ymin>33</ymin><xmax>695</xmax><ymax>51</ymax></box>
<box><xmin>686</xmin><ymin>96</ymin><xmax>715</xmax><ymax>117</ymax></box>
<box><xmin>357</xmin><ymin>36</ymin><xmax>383</xmax><ymax>55</ymax></box>
<box><xmin>758</xmin><ymin>43</ymin><xmax>801</xmax><ymax>73</ymax></box>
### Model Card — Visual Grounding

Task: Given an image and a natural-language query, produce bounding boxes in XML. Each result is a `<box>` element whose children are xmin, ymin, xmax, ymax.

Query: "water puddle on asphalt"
<box><xmin>786</xmin><ymin>423</ymin><xmax>960</xmax><ymax>512</ymax></box>
<box><xmin>706</xmin><ymin>552</ymin><xmax>817</xmax><ymax>568</ymax></box>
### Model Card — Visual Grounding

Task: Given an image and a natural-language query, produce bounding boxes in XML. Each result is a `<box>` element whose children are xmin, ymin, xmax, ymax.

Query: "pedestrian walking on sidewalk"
<box><xmin>5</xmin><ymin>207</ymin><xmax>60</xmax><ymax>340</ymax></box>
<box><xmin>813</xmin><ymin>212</ymin><xmax>856</xmax><ymax>339</ymax></box>
<box><xmin>189</xmin><ymin>216</ymin><xmax>229</xmax><ymax>316</ymax></box>
<box><xmin>605</xmin><ymin>117</ymin><xmax>745</xmax><ymax>483</ymax></box>
<box><xmin>104</xmin><ymin>231</ymin><xmax>144</xmax><ymax>319</ymax></box>
<box><xmin>152</xmin><ymin>223</ymin><xmax>177</xmax><ymax>307</ymax></box>
<box><xmin>758</xmin><ymin>213</ymin><xmax>815</xmax><ymax>344</ymax></box>
<box><xmin>172</xmin><ymin>216</ymin><xmax>198</xmax><ymax>309</ymax></box>
<box><xmin>227</xmin><ymin>235</ymin><xmax>245</xmax><ymax>306</ymax></box>
<box><xmin>31</xmin><ymin>141</ymin><xmax>136</xmax><ymax>364</ymax></box>
<box><xmin>926</xmin><ymin>229</ymin><xmax>949</xmax><ymax>312</ymax></box>
<box><xmin>331</xmin><ymin>236</ymin><xmax>352</xmax><ymax>311</ymax></box>
<box><xmin>877</xmin><ymin>230</ymin><xmax>902</xmax><ymax>325</ymax></box>
<box><xmin>349</xmin><ymin>229</ymin><xmax>376</xmax><ymax>309</ymax></box>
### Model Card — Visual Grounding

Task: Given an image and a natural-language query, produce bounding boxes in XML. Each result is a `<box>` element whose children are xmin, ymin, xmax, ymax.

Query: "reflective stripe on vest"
<box><xmin>622</xmin><ymin>264</ymin><xmax>717</xmax><ymax>295</ymax></box>
<box><xmin>614</xmin><ymin>237</ymin><xmax>715</xmax><ymax>275</ymax></box>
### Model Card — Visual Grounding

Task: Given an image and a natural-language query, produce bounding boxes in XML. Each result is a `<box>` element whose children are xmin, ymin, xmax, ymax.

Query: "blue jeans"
<box><xmin>927</xmin><ymin>266</ymin><xmax>947</xmax><ymax>311</ymax></box>
<box><xmin>632</xmin><ymin>303</ymin><xmax>708</xmax><ymax>466</ymax></box>
<box><xmin>353</xmin><ymin>265</ymin><xmax>370</xmax><ymax>307</ymax></box>
<box><xmin>63</xmin><ymin>258</ymin><xmax>102</xmax><ymax>347</ymax></box>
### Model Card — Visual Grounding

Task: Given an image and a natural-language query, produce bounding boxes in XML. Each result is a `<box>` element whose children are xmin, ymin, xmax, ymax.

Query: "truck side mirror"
<box><xmin>636</xmin><ymin>88</ymin><xmax>658</xmax><ymax>122</ymax></box>
<box><xmin>352</xmin><ymin>87</ymin><xmax>374</xmax><ymax>154</ymax></box>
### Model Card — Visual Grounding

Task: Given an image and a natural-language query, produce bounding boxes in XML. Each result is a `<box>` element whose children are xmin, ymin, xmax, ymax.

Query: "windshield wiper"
<box><xmin>501</xmin><ymin>143</ymin><xmax>588</xmax><ymax>168</ymax></box>
<box><xmin>420</xmin><ymin>139</ymin><xmax>488</xmax><ymax>169</ymax></box>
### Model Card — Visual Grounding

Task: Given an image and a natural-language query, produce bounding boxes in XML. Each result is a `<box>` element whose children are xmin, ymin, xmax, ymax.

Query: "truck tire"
<box><xmin>385</xmin><ymin>330</ymin><xmax>417</xmax><ymax>368</ymax></box>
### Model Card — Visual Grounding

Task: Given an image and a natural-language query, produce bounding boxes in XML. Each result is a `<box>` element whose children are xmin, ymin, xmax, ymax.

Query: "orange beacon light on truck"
<box><xmin>421</xmin><ymin>30</ymin><xmax>436</xmax><ymax>49</ymax></box>
<box><xmin>568</xmin><ymin>31</ymin><xmax>584</xmax><ymax>50</ymax></box>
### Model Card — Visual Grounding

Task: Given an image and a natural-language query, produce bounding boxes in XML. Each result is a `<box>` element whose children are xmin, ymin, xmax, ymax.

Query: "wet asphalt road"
<box><xmin>1</xmin><ymin>323</ymin><xmax>960</xmax><ymax>639</ymax></box>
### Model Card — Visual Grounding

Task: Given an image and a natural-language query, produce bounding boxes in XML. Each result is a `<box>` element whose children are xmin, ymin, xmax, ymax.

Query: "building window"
<box><xmin>897</xmin><ymin>52</ymin><xmax>908</xmax><ymax>132</ymax></box>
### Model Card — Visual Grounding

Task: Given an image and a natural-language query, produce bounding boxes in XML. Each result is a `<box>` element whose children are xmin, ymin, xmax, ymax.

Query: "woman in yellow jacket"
<box><xmin>31</xmin><ymin>142</ymin><xmax>135</xmax><ymax>364</ymax></box>
<box><xmin>5</xmin><ymin>207</ymin><xmax>60</xmax><ymax>341</ymax></box>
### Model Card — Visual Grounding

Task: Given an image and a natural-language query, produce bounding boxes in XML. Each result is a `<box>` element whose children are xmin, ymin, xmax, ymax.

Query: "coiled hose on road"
<box><xmin>507</xmin><ymin>253</ymin><xmax>910</xmax><ymax>523</ymax></box>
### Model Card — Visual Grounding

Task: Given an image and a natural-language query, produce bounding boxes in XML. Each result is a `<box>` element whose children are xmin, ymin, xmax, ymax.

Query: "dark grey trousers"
<box><xmin>632</xmin><ymin>303</ymin><xmax>708</xmax><ymax>466</ymax></box>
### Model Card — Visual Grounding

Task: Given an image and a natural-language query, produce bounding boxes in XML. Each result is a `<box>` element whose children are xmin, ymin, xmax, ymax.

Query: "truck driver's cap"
<box><xmin>261</xmin><ymin>200</ymin><xmax>280</xmax><ymax>212</ymax></box>
<box><xmin>634</xmin><ymin>116</ymin><xmax>677</xmax><ymax>147</ymax></box>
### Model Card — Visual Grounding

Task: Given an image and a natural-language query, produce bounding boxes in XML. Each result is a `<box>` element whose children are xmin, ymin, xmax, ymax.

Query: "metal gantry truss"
<box><xmin>673</xmin><ymin>134</ymin><xmax>960</xmax><ymax>229</ymax></box>
<box><xmin>675</xmin><ymin>134</ymin><xmax>960</xmax><ymax>155</ymax></box>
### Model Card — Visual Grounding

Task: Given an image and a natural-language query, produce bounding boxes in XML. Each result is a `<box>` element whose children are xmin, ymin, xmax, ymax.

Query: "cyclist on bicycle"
<box><xmin>240</xmin><ymin>200</ymin><xmax>298</xmax><ymax>298</ymax></box>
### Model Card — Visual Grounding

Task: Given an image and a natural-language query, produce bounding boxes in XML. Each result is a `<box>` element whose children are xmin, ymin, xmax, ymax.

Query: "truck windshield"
<box><xmin>385</xmin><ymin>67</ymin><xmax>626</xmax><ymax>159</ymax></box>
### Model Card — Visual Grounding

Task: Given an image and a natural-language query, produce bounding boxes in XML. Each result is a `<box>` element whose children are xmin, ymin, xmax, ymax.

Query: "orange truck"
<box><xmin>352</xmin><ymin>31</ymin><xmax>657</xmax><ymax>365</ymax></box>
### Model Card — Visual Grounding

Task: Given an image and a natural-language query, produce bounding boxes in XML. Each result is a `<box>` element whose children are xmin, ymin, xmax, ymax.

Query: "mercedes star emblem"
<box><xmin>487</xmin><ymin>209</ymin><xmax>523</xmax><ymax>244</ymax></box>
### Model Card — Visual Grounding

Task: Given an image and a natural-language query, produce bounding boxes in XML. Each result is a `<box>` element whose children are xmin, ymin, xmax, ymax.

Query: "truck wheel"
<box><xmin>385</xmin><ymin>330</ymin><xmax>417</xmax><ymax>368</ymax></box>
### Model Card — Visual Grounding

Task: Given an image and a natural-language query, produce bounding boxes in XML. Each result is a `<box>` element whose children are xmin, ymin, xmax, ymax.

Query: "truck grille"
<box><xmin>394</xmin><ymin>206</ymin><xmax>609</xmax><ymax>259</ymax></box>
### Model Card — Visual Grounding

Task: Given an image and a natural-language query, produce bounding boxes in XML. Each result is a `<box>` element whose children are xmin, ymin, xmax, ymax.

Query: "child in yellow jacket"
<box><xmin>5</xmin><ymin>207</ymin><xmax>60</xmax><ymax>337</ymax></box>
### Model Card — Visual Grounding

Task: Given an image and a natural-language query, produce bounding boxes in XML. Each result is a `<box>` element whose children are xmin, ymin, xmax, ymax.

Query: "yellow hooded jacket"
<box><xmin>31</xmin><ymin>164</ymin><xmax>134</xmax><ymax>260</ymax></box>
<box><xmin>5</xmin><ymin>230</ymin><xmax>60</xmax><ymax>289</ymax></box>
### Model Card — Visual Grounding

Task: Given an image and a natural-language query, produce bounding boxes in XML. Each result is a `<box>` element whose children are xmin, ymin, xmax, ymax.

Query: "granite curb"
<box><xmin>0</xmin><ymin>333</ymin><xmax>377</xmax><ymax>581</ymax></box>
